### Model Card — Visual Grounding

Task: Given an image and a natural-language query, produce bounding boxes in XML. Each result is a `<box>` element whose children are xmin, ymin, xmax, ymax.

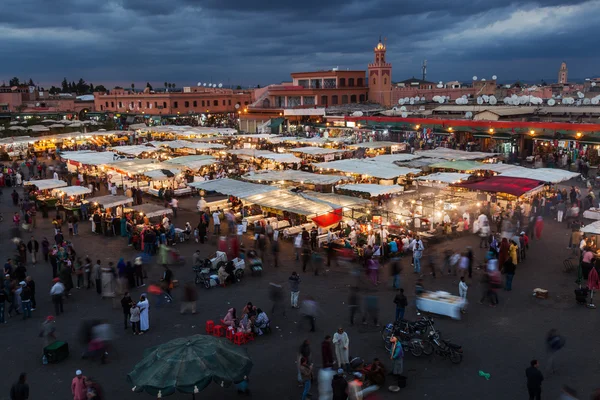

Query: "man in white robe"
<box><xmin>137</xmin><ymin>295</ymin><xmax>150</xmax><ymax>332</ymax></box>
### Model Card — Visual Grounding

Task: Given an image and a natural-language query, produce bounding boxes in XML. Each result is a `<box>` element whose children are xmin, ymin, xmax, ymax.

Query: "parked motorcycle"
<box><xmin>382</xmin><ymin>318</ymin><xmax>434</xmax><ymax>356</ymax></box>
<box><xmin>427</xmin><ymin>330</ymin><xmax>463</xmax><ymax>364</ymax></box>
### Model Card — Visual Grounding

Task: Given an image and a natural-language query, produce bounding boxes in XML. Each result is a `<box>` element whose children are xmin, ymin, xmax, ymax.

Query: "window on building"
<box><xmin>373</xmin><ymin>78</ymin><xmax>376</xmax><ymax>85</ymax></box>
<box><xmin>100</xmin><ymin>105</ymin><xmax>103</xmax><ymax>111</ymax></box>
<box><xmin>154</xmin><ymin>102</ymin><xmax>158</xmax><ymax>108</ymax></box>
<box><xmin>339</xmin><ymin>78</ymin><xmax>346</xmax><ymax>87</ymax></box>
<box><xmin>320</xmin><ymin>95</ymin><xmax>327</xmax><ymax>105</ymax></box>
<box><xmin>357</xmin><ymin>78</ymin><xmax>363</xmax><ymax>87</ymax></box>
<box><xmin>105</xmin><ymin>101</ymin><xmax>108</xmax><ymax>107</ymax></box>
<box><xmin>244</xmin><ymin>101</ymin><xmax>249</xmax><ymax>105</ymax></box>
<box><xmin>348</xmin><ymin>78</ymin><xmax>355</xmax><ymax>87</ymax></box>
<box><xmin>193</xmin><ymin>101</ymin><xmax>197</xmax><ymax>107</ymax></box>
<box><xmin>341</xmin><ymin>95</ymin><xmax>349</xmax><ymax>104</ymax></box>
<box><xmin>359</xmin><ymin>94</ymin><xmax>366</xmax><ymax>102</ymax></box>
<box><xmin>228</xmin><ymin>100</ymin><xmax>231</xmax><ymax>106</ymax></box>
<box><xmin>174</xmin><ymin>101</ymin><xmax>178</xmax><ymax>108</ymax></box>
<box><xmin>331</xmin><ymin>95</ymin><xmax>338</xmax><ymax>105</ymax></box>
<box><xmin>184</xmin><ymin>101</ymin><xmax>189</xmax><ymax>107</ymax></box>
<box><xmin>146</xmin><ymin>102</ymin><xmax>150</xmax><ymax>108</ymax></box>
<box><xmin>384</xmin><ymin>78</ymin><xmax>387</xmax><ymax>85</ymax></box>
<box><xmin>163</xmin><ymin>102</ymin><xmax>167</xmax><ymax>108</ymax></box>
<box><xmin>138</xmin><ymin>101</ymin><xmax>142</xmax><ymax>108</ymax></box>
<box><xmin>213</xmin><ymin>100</ymin><xmax>218</xmax><ymax>106</ymax></box>
<box><xmin>202</xmin><ymin>100</ymin><xmax>205</xmax><ymax>107</ymax></box>
<box><xmin>118</xmin><ymin>102</ymin><xmax>122</xmax><ymax>108</ymax></box>
<box><xmin>111</xmin><ymin>102</ymin><xmax>114</xmax><ymax>108</ymax></box>
<box><xmin>221</xmin><ymin>100</ymin><xmax>225</xmax><ymax>106</ymax></box>
<box><xmin>350</xmin><ymin>95</ymin><xmax>357</xmax><ymax>103</ymax></box>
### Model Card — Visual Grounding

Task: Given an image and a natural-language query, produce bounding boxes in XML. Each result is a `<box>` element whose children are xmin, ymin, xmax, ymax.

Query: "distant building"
<box><xmin>558</xmin><ymin>62</ymin><xmax>568</xmax><ymax>84</ymax></box>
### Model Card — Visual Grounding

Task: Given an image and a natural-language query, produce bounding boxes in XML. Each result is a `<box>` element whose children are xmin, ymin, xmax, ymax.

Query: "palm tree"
<box><xmin>164</xmin><ymin>82</ymin><xmax>168</xmax><ymax>92</ymax></box>
<box><xmin>131</xmin><ymin>83</ymin><xmax>135</xmax><ymax>92</ymax></box>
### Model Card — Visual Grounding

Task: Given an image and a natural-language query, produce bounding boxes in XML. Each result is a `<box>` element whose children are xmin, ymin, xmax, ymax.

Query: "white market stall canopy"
<box><xmin>416</xmin><ymin>172</ymin><xmax>471</xmax><ymax>184</ymax></box>
<box><xmin>24</xmin><ymin>179</ymin><xmax>67</xmax><ymax>190</ymax></box>
<box><xmin>415</xmin><ymin>148</ymin><xmax>497</xmax><ymax>160</ymax></box>
<box><xmin>314</xmin><ymin>159</ymin><xmax>420</xmax><ymax>180</ymax></box>
<box><xmin>227</xmin><ymin>149</ymin><xmax>301</xmax><ymax>163</ymax></box>
<box><xmin>301</xmin><ymin>191</ymin><xmax>371</xmax><ymax>208</ymax></box>
<box><xmin>52</xmin><ymin>186</ymin><xmax>92</xmax><ymax>197</ymax></box>
<box><xmin>164</xmin><ymin>155</ymin><xmax>217</xmax><ymax>170</ymax></box>
<box><xmin>232</xmin><ymin>134</ymin><xmax>278</xmax><ymax>140</ymax></box>
<box><xmin>150</xmin><ymin>140</ymin><xmax>226</xmax><ymax>150</ymax></box>
<box><xmin>60</xmin><ymin>151</ymin><xmax>122</xmax><ymax>166</ymax></box>
<box><xmin>581</xmin><ymin>221</ymin><xmax>600</xmax><ymax>235</ymax></box>
<box><xmin>88</xmin><ymin>195</ymin><xmax>133</xmax><ymax>208</ymax></box>
<box><xmin>244</xmin><ymin>190</ymin><xmax>333</xmax><ymax>216</ymax></box>
<box><xmin>428</xmin><ymin>160</ymin><xmax>496</xmax><ymax>171</ymax></box>
<box><xmin>243</xmin><ymin>170</ymin><xmax>348</xmax><ymax>185</ymax></box>
<box><xmin>125</xmin><ymin>204</ymin><xmax>173</xmax><ymax>218</ymax></box>
<box><xmin>0</xmin><ymin>136</ymin><xmax>35</xmax><ymax>145</ymax></box>
<box><xmin>143</xmin><ymin>168</ymin><xmax>182</xmax><ymax>181</ymax></box>
<box><xmin>290</xmin><ymin>147</ymin><xmax>347</xmax><ymax>156</ymax></box>
<box><xmin>173</xmin><ymin>127</ymin><xmax>237</xmax><ymax>136</ymax></box>
<box><xmin>110</xmin><ymin>145</ymin><xmax>159</xmax><ymax>156</ymax></box>
<box><xmin>492</xmin><ymin>166</ymin><xmax>579</xmax><ymax>183</ymax></box>
<box><xmin>188</xmin><ymin>178</ymin><xmax>277</xmax><ymax>198</ymax></box>
<box><xmin>370</xmin><ymin>154</ymin><xmax>420</xmax><ymax>163</ymax></box>
<box><xmin>347</xmin><ymin>141</ymin><xmax>404</xmax><ymax>150</ymax></box>
<box><xmin>337</xmin><ymin>183</ymin><xmax>405</xmax><ymax>197</ymax></box>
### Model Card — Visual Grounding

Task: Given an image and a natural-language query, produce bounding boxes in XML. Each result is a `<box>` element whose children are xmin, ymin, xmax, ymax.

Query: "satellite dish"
<box><xmin>592</xmin><ymin>82</ymin><xmax>597</xmax><ymax>87</ymax></box>
<box><xmin>586</xmin><ymin>78</ymin><xmax>591</xmax><ymax>81</ymax></box>
<box><xmin>576</xmin><ymin>99</ymin><xmax>582</xmax><ymax>106</ymax></box>
<box><xmin>401</xmin><ymin>112</ymin><xmax>408</xmax><ymax>118</ymax></box>
<box><xmin>465</xmin><ymin>111</ymin><xmax>473</xmax><ymax>118</ymax></box>
<box><xmin>462</xmin><ymin>95</ymin><xmax>467</xmax><ymax>99</ymax></box>
<box><xmin>218</xmin><ymin>83</ymin><xmax>223</xmax><ymax>88</ymax></box>
<box><xmin>399</xmin><ymin>106</ymin><xmax>407</xmax><ymax>112</ymax></box>
<box><xmin>592</xmin><ymin>98</ymin><xmax>599</xmax><ymax>105</ymax></box>
<box><xmin>409</xmin><ymin>98</ymin><xmax>415</xmax><ymax>105</ymax></box>
<box><xmin>492</xmin><ymin>75</ymin><xmax>497</xmax><ymax>80</ymax></box>
<box><xmin>482</xmin><ymin>95</ymin><xmax>489</xmax><ymax>102</ymax></box>
<box><xmin>392</xmin><ymin>106</ymin><xmax>398</xmax><ymax>111</ymax></box>
<box><xmin>472</xmin><ymin>76</ymin><xmax>478</xmax><ymax>81</ymax></box>
<box><xmin>548</xmin><ymin>99</ymin><xmax>556</xmax><ymax>106</ymax></box>
<box><xmin>355</xmin><ymin>111</ymin><xmax>364</xmax><ymax>117</ymax></box>
<box><xmin>489</xmin><ymin>96</ymin><xmax>497</xmax><ymax>105</ymax></box>
<box><xmin>197</xmin><ymin>82</ymin><xmax>201</xmax><ymax>86</ymax></box>
<box><xmin>203</xmin><ymin>83</ymin><xmax>207</xmax><ymax>87</ymax></box>
<box><xmin>503</xmin><ymin>97</ymin><xmax>510</xmax><ymax>104</ymax></box>
<box><xmin>404</xmin><ymin>97</ymin><xmax>410</xmax><ymax>102</ymax></box>
<box><xmin>578</xmin><ymin>92</ymin><xmax>585</xmax><ymax>98</ymax></box>
<box><xmin>398</xmin><ymin>99</ymin><xmax>405</xmax><ymax>105</ymax></box>
<box><xmin>506</xmin><ymin>98</ymin><xmax>513</xmax><ymax>105</ymax></box>
<box><xmin>432</xmin><ymin>96</ymin><xmax>440</xmax><ymax>102</ymax></box>
<box><xmin>439</xmin><ymin>81</ymin><xmax>443</xmax><ymax>84</ymax></box>
<box><xmin>235</xmin><ymin>103</ymin><xmax>240</xmax><ymax>109</ymax></box>
<box><xmin>438</xmin><ymin>98</ymin><xmax>444</xmax><ymax>104</ymax></box>
<box><xmin>584</xmin><ymin>98</ymin><xmax>591</xmax><ymax>105</ymax></box>
<box><xmin>455</xmin><ymin>98</ymin><xmax>462</xmax><ymax>104</ymax></box>
<box><xmin>477</xmin><ymin>97</ymin><xmax>484</xmax><ymax>105</ymax></box>
<box><xmin>505</xmin><ymin>84</ymin><xmax>511</xmax><ymax>89</ymax></box>
<box><xmin>511</xmin><ymin>94</ymin><xmax>518</xmax><ymax>100</ymax></box>
<box><xmin>481</xmin><ymin>78</ymin><xmax>486</xmax><ymax>81</ymax></box>
<box><xmin>437</xmin><ymin>83</ymin><xmax>443</xmax><ymax>88</ymax></box>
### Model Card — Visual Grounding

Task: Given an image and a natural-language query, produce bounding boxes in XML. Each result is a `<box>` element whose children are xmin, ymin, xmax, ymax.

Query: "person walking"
<box><xmin>525</xmin><ymin>360</ymin><xmax>543</xmax><ymax>400</ymax></box>
<box><xmin>348</xmin><ymin>286</ymin><xmax>359</xmax><ymax>326</ymax></box>
<box><xmin>289</xmin><ymin>271</ymin><xmax>300</xmax><ymax>309</ymax></box>
<box><xmin>137</xmin><ymin>294</ymin><xmax>150</xmax><ymax>333</ymax></box>
<box><xmin>300</xmin><ymin>297</ymin><xmax>318</xmax><ymax>332</ymax></box>
<box><xmin>546</xmin><ymin>329</ymin><xmax>565</xmax><ymax>374</ymax></box>
<box><xmin>331</xmin><ymin>369</ymin><xmax>348</xmax><ymax>400</ymax></box>
<box><xmin>332</xmin><ymin>327</ymin><xmax>350</xmax><ymax>370</ymax></box>
<box><xmin>412</xmin><ymin>236</ymin><xmax>424</xmax><ymax>275</ymax></box>
<box><xmin>10</xmin><ymin>372</ymin><xmax>29</xmax><ymax>400</ymax></box>
<box><xmin>297</xmin><ymin>339</ymin><xmax>312</xmax><ymax>384</ymax></box>
<box><xmin>299</xmin><ymin>357</ymin><xmax>313</xmax><ymax>400</ymax></box>
<box><xmin>93</xmin><ymin>260</ymin><xmax>102</xmax><ymax>295</ymax></box>
<box><xmin>130</xmin><ymin>303</ymin><xmax>141</xmax><ymax>335</ymax></box>
<box><xmin>212</xmin><ymin>209</ymin><xmax>221</xmax><ymax>235</ymax></box>
<box><xmin>268</xmin><ymin>282</ymin><xmax>285</xmax><ymax>317</ymax></box>
<box><xmin>180</xmin><ymin>282</ymin><xmax>197</xmax><ymax>314</ymax></box>
<box><xmin>26</xmin><ymin>237</ymin><xmax>38</xmax><ymax>266</ymax></box>
<box><xmin>504</xmin><ymin>240</ymin><xmax>518</xmax><ymax>291</ymax></box>
<box><xmin>72</xmin><ymin>370</ymin><xmax>87</xmax><ymax>400</ymax></box>
<box><xmin>161</xmin><ymin>265</ymin><xmax>173</xmax><ymax>303</ymax></box>
<box><xmin>170</xmin><ymin>198</ymin><xmax>178</xmax><ymax>218</ymax></box>
<box><xmin>41</xmin><ymin>237</ymin><xmax>50</xmax><ymax>263</ymax></box>
<box><xmin>20</xmin><ymin>282</ymin><xmax>32</xmax><ymax>320</ymax></box>
<box><xmin>390</xmin><ymin>256</ymin><xmax>401</xmax><ymax>290</ymax></box>
<box><xmin>459</xmin><ymin>277</ymin><xmax>468</xmax><ymax>313</ymax></box>
<box><xmin>50</xmin><ymin>278</ymin><xmax>65</xmax><ymax>316</ymax></box>
<box><xmin>393</xmin><ymin>288</ymin><xmax>408</xmax><ymax>321</ymax></box>
<box><xmin>321</xmin><ymin>335</ymin><xmax>334</xmax><ymax>369</ymax></box>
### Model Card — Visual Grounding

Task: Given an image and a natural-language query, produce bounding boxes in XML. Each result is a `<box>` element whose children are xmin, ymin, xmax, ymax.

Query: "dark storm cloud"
<box><xmin>0</xmin><ymin>0</ymin><xmax>598</xmax><ymax>86</ymax></box>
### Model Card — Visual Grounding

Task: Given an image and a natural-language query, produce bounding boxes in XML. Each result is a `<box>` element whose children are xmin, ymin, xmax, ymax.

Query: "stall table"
<box><xmin>583</xmin><ymin>209</ymin><xmax>600</xmax><ymax>220</ymax></box>
<box><xmin>416</xmin><ymin>291</ymin><xmax>466</xmax><ymax>320</ymax></box>
<box><xmin>283</xmin><ymin>223</ymin><xmax>317</xmax><ymax>239</ymax></box>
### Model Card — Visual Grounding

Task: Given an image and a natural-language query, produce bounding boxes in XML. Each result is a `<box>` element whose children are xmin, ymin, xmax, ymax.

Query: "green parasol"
<box><xmin>127</xmin><ymin>334</ymin><xmax>253</xmax><ymax>398</ymax></box>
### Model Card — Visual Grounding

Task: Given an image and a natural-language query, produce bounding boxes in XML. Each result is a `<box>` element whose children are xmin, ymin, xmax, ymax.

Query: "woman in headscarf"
<box><xmin>223</xmin><ymin>308</ymin><xmax>237</xmax><ymax>327</ymax></box>
<box><xmin>498</xmin><ymin>238</ymin><xmax>510</xmax><ymax>268</ymax></box>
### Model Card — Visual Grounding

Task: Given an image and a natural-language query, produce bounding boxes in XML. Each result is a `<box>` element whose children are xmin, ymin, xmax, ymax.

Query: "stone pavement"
<box><xmin>0</xmin><ymin>182</ymin><xmax>599</xmax><ymax>400</ymax></box>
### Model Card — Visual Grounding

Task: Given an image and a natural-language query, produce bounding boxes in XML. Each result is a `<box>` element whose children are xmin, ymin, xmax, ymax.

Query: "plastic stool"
<box><xmin>213</xmin><ymin>325</ymin><xmax>225</xmax><ymax>337</ymax></box>
<box><xmin>233</xmin><ymin>332</ymin><xmax>246</xmax><ymax>345</ymax></box>
<box><xmin>205</xmin><ymin>320</ymin><xmax>215</xmax><ymax>335</ymax></box>
<box><xmin>226</xmin><ymin>327</ymin><xmax>235</xmax><ymax>341</ymax></box>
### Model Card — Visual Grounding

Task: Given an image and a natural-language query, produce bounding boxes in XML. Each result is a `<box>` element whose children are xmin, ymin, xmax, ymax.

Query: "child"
<box><xmin>459</xmin><ymin>277</ymin><xmax>468</xmax><ymax>313</ymax></box>
<box><xmin>130</xmin><ymin>303</ymin><xmax>141</xmax><ymax>335</ymax></box>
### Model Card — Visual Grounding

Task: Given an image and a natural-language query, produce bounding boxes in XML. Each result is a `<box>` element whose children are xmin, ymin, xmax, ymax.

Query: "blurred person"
<box><xmin>39</xmin><ymin>315</ymin><xmax>57</xmax><ymax>347</ymax></box>
<box><xmin>348</xmin><ymin>286</ymin><xmax>360</xmax><ymax>326</ymax></box>
<box><xmin>130</xmin><ymin>303</ymin><xmax>141</xmax><ymax>335</ymax></box>
<box><xmin>84</xmin><ymin>377</ymin><xmax>103</xmax><ymax>399</ymax></box>
<box><xmin>362</xmin><ymin>294</ymin><xmax>379</xmax><ymax>326</ymax></box>
<box><xmin>299</xmin><ymin>357</ymin><xmax>313</xmax><ymax>400</ymax></box>
<box><xmin>268</xmin><ymin>282</ymin><xmax>285</xmax><ymax>317</ymax></box>
<box><xmin>300</xmin><ymin>296</ymin><xmax>318</xmax><ymax>332</ymax></box>
<box><xmin>393</xmin><ymin>288</ymin><xmax>407</xmax><ymax>321</ymax></box>
<box><xmin>10</xmin><ymin>372</ymin><xmax>29</xmax><ymax>400</ymax></box>
<box><xmin>546</xmin><ymin>329</ymin><xmax>565</xmax><ymax>374</ymax></box>
<box><xmin>318</xmin><ymin>365</ymin><xmax>335</xmax><ymax>400</ymax></box>
<box><xmin>331</xmin><ymin>369</ymin><xmax>348</xmax><ymax>400</ymax></box>
<box><xmin>459</xmin><ymin>277</ymin><xmax>468</xmax><ymax>313</ymax></box>
<box><xmin>180</xmin><ymin>282</ymin><xmax>197</xmax><ymax>314</ymax></box>
<box><xmin>390</xmin><ymin>336</ymin><xmax>404</xmax><ymax>386</ymax></box>
<box><xmin>289</xmin><ymin>271</ymin><xmax>301</xmax><ymax>309</ymax></box>
<box><xmin>50</xmin><ymin>277</ymin><xmax>64</xmax><ymax>316</ymax></box>
<box><xmin>389</xmin><ymin>256</ymin><xmax>402</xmax><ymax>289</ymax></box>
<box><xmin>321</xmin><ymin>335</ymin><xmax>334</xmax><ymax>369</ymax></box>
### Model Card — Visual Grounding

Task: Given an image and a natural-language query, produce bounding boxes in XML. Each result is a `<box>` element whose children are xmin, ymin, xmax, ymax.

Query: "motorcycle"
<box><xmin>382</xmin><ymin>318</ymin><xmax>434</xmax><ymax>356</ymax></box>
<box><xmin>194</xmin><ymin>251</ymin><xmax>245</xmax><ymax>288</ymax></box>
<box><xmin>427</xmin><ymin>330</ymin><xmax>463</xmax><ymax>364</ymax></box>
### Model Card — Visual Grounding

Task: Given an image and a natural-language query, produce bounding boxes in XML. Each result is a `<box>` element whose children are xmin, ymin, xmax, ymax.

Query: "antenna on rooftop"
<box><xmin>422</xmin><ymin>60</ymin><xmax>427</xmax><ymax>82</ymax></box>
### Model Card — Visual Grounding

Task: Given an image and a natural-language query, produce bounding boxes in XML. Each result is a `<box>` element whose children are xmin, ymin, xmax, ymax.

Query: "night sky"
<box><xmin>1</xmin><ymin>0</ymin><xmax>598</xmax><ymax>88</ymax></box>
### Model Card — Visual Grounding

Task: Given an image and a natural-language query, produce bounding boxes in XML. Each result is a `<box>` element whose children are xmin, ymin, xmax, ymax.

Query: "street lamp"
<box><xmin>489</xmin><ymin>128</ymin><xmax>494</xmax><ymax>134</ymax></box>
<box><xmin>576</xmin><ymin>132</ymin><xmax>582</xmax><ymax>138</ymax></box>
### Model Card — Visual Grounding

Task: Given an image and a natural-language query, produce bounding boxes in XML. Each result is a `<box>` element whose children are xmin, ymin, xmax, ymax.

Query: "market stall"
<box><xmin>24</xmin><ymin>179</ymin><xmax>68</xmax><ymax>208</ymax></box>
<box><xmin>51</xmin><ymin>185</ymin><xmax>93</xmax><ymax>219</ymax></box>
<box><xmin>415</xmin><ymin>172</ymin><xmax>471</xmax><ymax>188</ymax></box>
<box><xmin>452</xmin><ymin>176</ymin><xmax>545</xmax><ymax>198</ymax></box>
<box><xmin>242</xmin><ymin>170</ymin><xmax>348</xmax><ymax>187</ymax></box>
<box><xmin>415</xmin><ymin>148</ymin><xmax>497</xmax><ymax>161</ymax></box>
<box><xmin>336</xmin><ymin>183</ymin><xmax>405</xmax><ymax>197</ymax></box>
<box><xmin>416</xmin><ymin>291</ymin><xmax>466</xmax><ymax>320</ymax></box>
<box><xmin>125</xmin><ymin>203</ymin><xmax>173</xmax><ymax>219</ymax></box>
<box><xmin>314</xmin><ymin>159</ymin><xmax>420</xmax><ymax>183</ymax></box>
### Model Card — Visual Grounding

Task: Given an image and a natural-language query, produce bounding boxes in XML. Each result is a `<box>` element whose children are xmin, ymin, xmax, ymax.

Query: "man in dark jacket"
<box><xmin>10</xmin><ymin>372</ymin><xmax>29</xmax><ymax>400</ymax></box>
<box><xmin>25</xmin><ymin>276</ymin><xmax>36</xmax><ymax>310</ymax></box>
<box><xmin>331</xmin><ymin>369</ymin><xmax>348</xmax><ymax>400</ymax></box>
<box><xmin>525</xmin><ymin>359</ymin><xmax>543</xmax><ymax>400</ymax></box>
<box><xmin>321</xmin><ymin>335</ymin><xmax>334</xmax><ymax>369</ymax></box>
<box><xmin>393</xmin><ymin>289</ymin><xmax>408</xmax><ymax>321</ymax></box>
<box><xmin>26</xmin><ymin>237</ymin><xmax>39</xmax><ymax>266</ymax></box>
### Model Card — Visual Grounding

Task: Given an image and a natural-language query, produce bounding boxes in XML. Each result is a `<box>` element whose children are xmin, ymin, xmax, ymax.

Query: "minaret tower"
<box><xmin>368</xmin><ymin>38</ymin><xmax>392</xmax><ymax>106</ymax></box>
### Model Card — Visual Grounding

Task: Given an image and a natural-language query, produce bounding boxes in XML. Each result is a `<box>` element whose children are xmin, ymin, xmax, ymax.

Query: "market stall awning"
<box><xmin>301</xmin><ymin>191</ymin><xmax>371</xmax><ymax>208</ymax></box>
<box><xmin>336</xmin><ymin>183</ymin><xmax>405</xmax><ymax>197</ymax></box>
<box><xmin>143</xmin><ymin>168</ymin><xmax>182</xmax><ymax>181</ymax></box>
<box><xmin>163</xmin><ymin>155</ymin><xmax>217</xmax><ymax>170</ymax></box>
<box><xmin>416</xmin><ymin>172</ymin><xmax>471</xmax><ymax>184</ymax></box>
<box><xmin>311</xmin><ymin>209</ymin><xmax>343</xmax><ymax>228</ymax></box>
<box><xmin>110</xmin><ymin>145</ymin><xmax>159</xmax><ymax>156</ymax></box>
<box><xmin>243</xmin><ymin>170</ymin><xmax>348</xmax><ymax>185</ymax></box>
<box><xmin>415</xmin><ymin>148</ymin><xmax>497</xmax><ymax>160</ymax></box>
<box><xmin>24</xmin><ymin>179</ymin><xmax>67</xmax><ymax>190</ymax></box>
<box><xmin>60</xmin><ymin>151</ymin><xmax>122</xmax><ymax>166</ymax></box>
<box><xmin>428</xmin><ymin>160</ymin><xmax>490</xmax><ymax>171</ymax></box>
<box><xmin>107</xmin><ymin>159</ymin><xmax>163</xmax><ymax>175</ymax></box>
<box><xmin>52</xmin><ymin>186</ymin><xmax>92</xmax><ymax>197</ymax></box>
<box><xmin>188</xmin><ymin>178</ymin><xmax>277</xmax><ymax>198</ymax></box>
<box><xmin>125</xmin><ymin>204</ymin><xmax>173</xmax><ymax>218</ymax></box>
<box><xmin>347</xmin><ymin>141</ymin><xmax>405</xmax><ymax>149</ymax></box>
<box><xmin>290</xmin><ymin>147</ymin><xmax>347</xmax><ymax>156</ymax></box>
<box><xmin>150</xmin><ymin>140</ymin><xmax>226</xmax><ymax>150</ymax></box>
<box><xmin>87</xmin><ymin>195</ymin><xmax>134</xmax><ymax>208</ymax></box>
<box><xmin>314</xmin><ymin>159</ymin><xmax>420</xmax><ymax>180</ymax></box>
<box><xmin>244</xmin><ymin>190</ymin><xmax>333</xmax><ymax>216</ymax></box>
<box><xmin>370</xmin><ymin>154</ymin><xmax>420</xmax><ymax>163</ymax></box>
<box><xmin>453</xmin><ymin>176</ymin><xmax>544</xmax><ymax>197</ymax></box>
<box><xmin>497</xmin><ymin>167</ymin><xmax>579</xmax><ymax>183</ymax></box>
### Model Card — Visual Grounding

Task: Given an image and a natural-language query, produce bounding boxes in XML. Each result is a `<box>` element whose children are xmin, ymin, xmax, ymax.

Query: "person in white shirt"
<box><xmin>459</xmin><ymin>277</ymin><xmax>468</xmax><ymax>313</ymax></box>
<box><xmin>162</xmin><ymin>215</ymin><xmax>170</xmax><ymax>230</ymax></box>
<box><xmin>50</xmin><ymin>279</ymin><xmax>65</xmax><ymax>315</ymax></box>
<box><xmin>53</xmin><ymin>171</ymin><xmax>59</xmax><ymax>180</ymax></box>
<box><xmin>580</xmin><ymin>235</ymin><xmax>587</xmax><ymax>256</ymax></box>
<box><xmin>367</xmin><ymin>232</ymin><xmax>376</xmax><ymax>247</ymax></box>
<box><xmin>212</xmin><ymin>209</ymin><xmax>221</xmax><ymax>235</ymax></box>
<box><xmin>170</xmin><ymin>198</ymin><xmax>179</xmax><ymax>217</ymax></box>
<box><xmin>110</xmin><ymin>184</ymin><xmax>117</xmax><ymax>196</ymax></box>
<box><xmin>196</xmin><ymin>197</ymin><xmax>207</xmax><ymax>213</ymax></box>
<box><xmin>412</xmin><ymin>237</ymin><xmax>424</xmax><ymax>274</ymax></box>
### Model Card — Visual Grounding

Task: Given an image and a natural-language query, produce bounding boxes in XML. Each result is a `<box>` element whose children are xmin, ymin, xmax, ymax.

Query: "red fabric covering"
<box><xmin>311</xmin><ymin>209</ymin><xmax>342</xmax><ymax>227</ymax></box>
<box><xmin>453</xmin><ymin>176</ymin><xmax>543</xmax><ymax>197</ymax></box>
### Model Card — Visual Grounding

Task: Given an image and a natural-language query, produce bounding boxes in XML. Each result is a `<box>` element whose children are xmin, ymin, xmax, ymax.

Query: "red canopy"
<box><xmin>311</xmin><ymin>209</ymin><xmax>343</xmax><ymax>228</ymax></box>
<box><xmin>453</xmin><ymin>176</ymin><xmax>543</xmax><ymax>197</ymax></box>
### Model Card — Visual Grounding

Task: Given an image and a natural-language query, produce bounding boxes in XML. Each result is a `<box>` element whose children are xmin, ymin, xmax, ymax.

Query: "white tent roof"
<box><xmin>416</xmin><ymin>172</ymin><xmax>471</xmax><ymax>184</ymax></box>
<box><xmin>188</xmin><ymin>178</ymin><xmax>277</xmax><ymax>198</ymax></box>
<box><xmin>415</xmin><ymin>148</ymin><xmax>496</xmax><ymax>160</ymax></box>
<box><xmin>290</xmin><ymin>147</ymin><xmax>347</xmax><ymax>155</ymax></box>
<box><xmin>581</xmin><ymin>221</ymin><xmax>600</xmax><ymax>235</ymax></box>
<box><xmin>60</xmin><ymin>151</ymin><xmax>122</xmax><ymax>166</ymax></box>
<box><xmin>87</xmin><ymin>195</ymin><xmax>133</xmax><ymax>208</ymax></box>
<box><xmin>483</xmin><ymin>165</ymin><xmax>579</xmax><ymax>183</ymax></box>
<box><xmin>125</xmin><ymin>204</ymin><xmax>173</xmax><ymax>218</ymax></box>
<box><xmin>143</xmin><ymin>168</ymin><xmax>182</xmax><ymax>181</ymax></box>
<box><xmin>227</xmin><ymin>149</ymin><xmax>273</xmax><ymax>158</ymax></box>
<box><xmin>52</xmin><ymin>186</ymin><xmax>92</xmax><ymax>197</ymax></box>
<box><xmin>233</xmin><ymin>134</ymin><xmax>278</xmax><ymax>139</ymax></box>
<box><xmin>244</xmin><ymin>190</ymin><xmax>332</xmax><ymax>216</ymax></box>
<box><xmin>348</xmin><ymin>141</ymin><xmax>404</xmax><ymax>149</ymax></box>
<box><xmin>314</xmin><ymin>159</ymin><xmax>420</xmax><ymax>179</ymax></box>
<box><xmin>48</xmin><ymin>124</ymin><xmax>65</xmax><ymax>128</ymax></box>
<box><xmin>24</xmin><ymin>179</ymin><xmax>67</xmax><ymax>190</ymax></box>
<box><xmin>301</xmin><ymin>191</ymin><xmax>371</xmax><ymax>208</ymax></box>
<box><xmin>370</xmin><ymin>154</ymin><xmax>420</xmax><ymax>163</ymax></box>
<box><xmin>243</xmin><ymin>170</ymin><xmax>348</xmax><ymax>185</ymax></box>
<box><xmin>150</xmin><ymin>140</ymin><xmax>226</xmax><ymax>150</ymax></box>
<box><xmin>110</xmin><ymin>145</ymin><xmax>159</xmax><ymax>156</ymax></box>
<box><xmin>337</xmin><ymin>183</ymin><xmax>405</xmax><ymax>197</ymax></box>
<box><xmin>227</xmin><ymin>149</ymin><xmax>301</xmax><ymax>163</ymax></box>
<box><xmin>164</xmin><ymin>155</ymin><xmax>217</xmax><ymax>169</ymax></box>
